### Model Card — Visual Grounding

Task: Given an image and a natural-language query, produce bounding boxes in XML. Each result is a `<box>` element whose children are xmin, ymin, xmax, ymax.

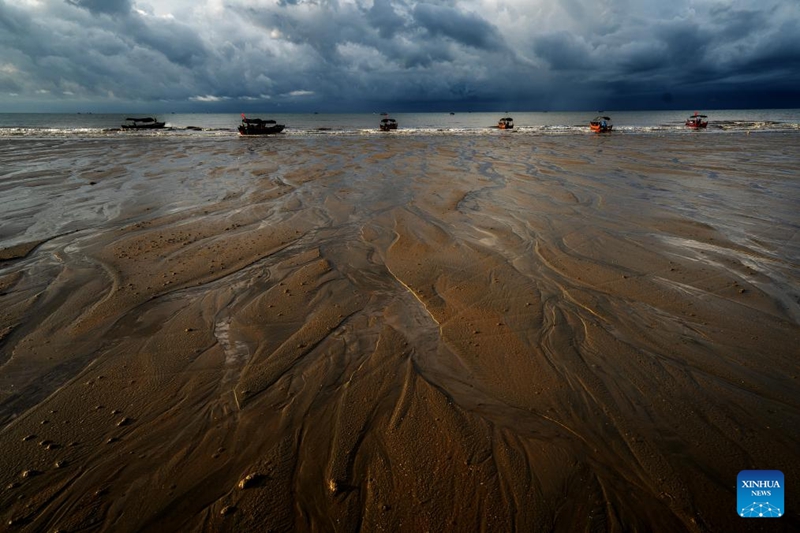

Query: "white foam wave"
<box><xmin>2</xmin><ymin>121</ymin><xmax>799</xmax><ymax>139</ymax></box>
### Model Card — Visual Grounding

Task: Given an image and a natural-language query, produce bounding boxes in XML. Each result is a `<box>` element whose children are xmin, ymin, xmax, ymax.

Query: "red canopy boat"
<box><xmin>685</xmin><ymin>112</ymin><xmax>708</xmax><ymax>129</ymax></box>
<box><xmin>590</xmin><ymin>116</ymin><xmax>612</xmax><ymax>133</ymax></box>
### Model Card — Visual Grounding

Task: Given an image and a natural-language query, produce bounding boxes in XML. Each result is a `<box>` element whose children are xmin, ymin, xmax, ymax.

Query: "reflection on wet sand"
<box><xmin>0</xmin><ymin>134</ymin><xmax>798</xmax><ymax>531</ymax></box>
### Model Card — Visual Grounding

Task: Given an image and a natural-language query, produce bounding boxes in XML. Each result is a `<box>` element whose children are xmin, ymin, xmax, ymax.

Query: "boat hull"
<box><xmin>238</xmin><ymin>124</ymin><xmax>285</xmax><ymax>135</ymax></box>
<box><xmin>121</xmin><ymin>123</ymin><xmax>166</xmax><ymax>130</ymax></box>
<box><xmin>590</xmin><ymin>124</ymin><xmax>612</xmax><ymax>133</ymax></box>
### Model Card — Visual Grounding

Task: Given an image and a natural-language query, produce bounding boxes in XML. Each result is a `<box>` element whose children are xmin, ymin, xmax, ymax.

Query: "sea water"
<box><xmin>0</xmin><ymin>109</ymin><xmax>799</xmax><ymax>137</ymax></box>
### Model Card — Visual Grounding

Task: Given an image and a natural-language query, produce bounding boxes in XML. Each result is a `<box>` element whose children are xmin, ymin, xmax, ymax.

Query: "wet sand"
<box><xmin>1</xmin><ymin>133</ymin><xmax>799</xmax><ymax>531</ymax></box>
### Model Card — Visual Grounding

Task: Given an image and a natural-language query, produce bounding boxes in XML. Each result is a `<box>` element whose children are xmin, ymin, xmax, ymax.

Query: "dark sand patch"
<box><xmin>0</xmin><ymin>240</ymin><xmax>44</xmax><ymax>261</ymax></box>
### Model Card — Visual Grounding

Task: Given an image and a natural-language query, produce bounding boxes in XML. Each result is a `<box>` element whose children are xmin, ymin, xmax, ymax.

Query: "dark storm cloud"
<box><xmin>241</xmin><ymin>1</ymin><xmax>360</xmax><ymax>62</ymax></box>
<box><xmin>125</xmin><ymin>15</ymin><xmax>208</xmax><ymax>68</ymax></box>
<box><xmin>0</xmin><ymin>0</ymin><xmax>211</xmax><ymax>106</ymax></box>
<box><xmin>412</xmin><ymin>3</ymin><xmax>505</xmax><ymax>52</ymax></box>
<box><xmin>368</xmin><ymin>0</ymin><xmax>406</xmax><ymax>39</ymax></box>
<box><xmin>533</xmin><ymin>32</ymin><xmax>595</xmax><ymax>71</ymax></box>
<box><xmin>530</xmin><ymin>1</ymin><xmax>800</xmax><ymax>109</ymax></box>
<box><xmin>652</xmin><ymin>23</ymin><xmax>708</xmax><ymax>69</ymax></box>
<box><xmin>230</xmin><ymin>0</ymin><xmax>508</xmax><ymax>104</ymax></box>
<box><xmin>0</xmin><ymin>1</ymin><xmax>24</xmax><ymax>33</ymax></box>
<box><xmin>708</xmin><ymin>4</ymin><xmax>766</xmax><ymax>41</ymax></box>
<box><xmin>0</xmin><ymin>1</ymin><xmax>798</xmax><ymax>112</ymax></box>
<box><xmin>713</xmin><ymin>11</ymin><xmax>800</xmax><ymax>76</ymax></box>
<box><xmin>66</xmin><ymin>0</ymin><xmax>131</xmax><ymax>16</ymax></box>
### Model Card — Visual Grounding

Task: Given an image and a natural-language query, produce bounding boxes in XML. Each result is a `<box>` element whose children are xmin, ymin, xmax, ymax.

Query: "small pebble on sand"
<box><xmin>238</xmin><ymin>473</ymin><xmax>260</xmax><ymax>489</ymax></box>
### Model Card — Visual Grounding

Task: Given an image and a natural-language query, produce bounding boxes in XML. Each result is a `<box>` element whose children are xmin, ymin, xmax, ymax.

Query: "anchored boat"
<box><xmin>121</xmin><ymin>117</ymin><xmax>165</xmax><ymax>130</ymax></box>
<box><xmin>380</xmin><ymin>115</ymin><xmax>398</xmax><ymax>131</ymax></box>
<box><xmin>498</xmin><ymin>117</ymin><xmax>514</xmax><ymax>129</ymax></box>
<box><xmin>685</xmin><ymin>112</ymin><xmax>708</xmax><ymax>129</ymax></box>
<box><xmin>590</xmin><ymin>116</ymin><xmax>613</xmax><ymax>133</ymax></box>
<box><xmin>238</xmin><ymin>114</ymin><xmax>285</xmax><ymax>136</ymax></box>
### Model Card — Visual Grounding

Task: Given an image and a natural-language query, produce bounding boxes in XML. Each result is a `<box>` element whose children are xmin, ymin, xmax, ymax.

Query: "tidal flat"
<box><xmin>0</xmin><ymin>132</ymin><xmax>798</xmax><ymax>532</ymax></box>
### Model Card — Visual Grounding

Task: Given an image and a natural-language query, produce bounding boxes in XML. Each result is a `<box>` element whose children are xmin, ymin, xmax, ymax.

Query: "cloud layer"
<box><xmin>0</xmin><ymin>0</ymin><xmax>798</xmax><ymax>111</ymax></box>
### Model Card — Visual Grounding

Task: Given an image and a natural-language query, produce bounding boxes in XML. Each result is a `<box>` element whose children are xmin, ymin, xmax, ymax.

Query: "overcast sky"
<box><xmin>1</xmin><ymin>0</ymin><xmax>798</xmax><ymax>112</ymax></box>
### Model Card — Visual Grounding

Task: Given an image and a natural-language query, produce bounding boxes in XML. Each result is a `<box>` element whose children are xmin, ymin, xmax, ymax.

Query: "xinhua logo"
<box><xmin>738</xmin><ymin>470</ymin><xmax>784</xmax><ymax>518</ymax></box>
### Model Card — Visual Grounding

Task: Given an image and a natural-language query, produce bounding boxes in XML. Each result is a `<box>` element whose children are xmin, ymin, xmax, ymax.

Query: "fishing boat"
<box><xmin>380</xmin><ymin>117</ymin><xmax>398</xmax><ymax>131</ymax></box>
<box><xmin>121</xmin><ymin>117</ymin><xmax>165</xmax><ymax>130</ymax></box>
<box><xmin>238</xmin><ymin>114</ymin><xmax>285</xmax><ymax>135</ymax></box>
<box><xmin>685</xmin><ymin>112</ymin><xmax>708</xmax><ymax>129</ymax></box>
<box><xmin>590</xmin><ymin>116</ymin><xmax>613</xmax><ymax>133</ymax></box>
<box><xmin>498</xmin><ymin>117</ymin><xmax>514</xmax><ymax>129</ymax></box>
